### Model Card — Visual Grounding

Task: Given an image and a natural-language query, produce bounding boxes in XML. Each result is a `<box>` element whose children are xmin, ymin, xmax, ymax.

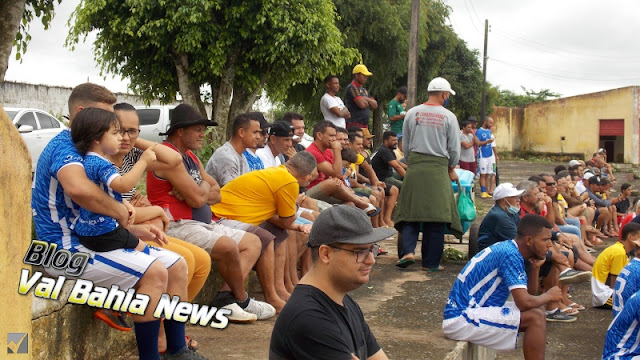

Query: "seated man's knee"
<box><xmin>211</xmin><ymin>236</ymin><xmax>239</xmax><ymax>259</ymax></box>
<box><xmin>390</xmin><ymin>185</ymin><xmax>399</xmax><ymax>196</ymax></box>
<box><xmin>138</xmin><ymin>260</ymin><xmax>168</xmax><ymax>291</ymax></box>
<box><xmin>168</xmin><ymin>257</ymin><xmax>188</xmax><ymax>281</ymax></box>
<box><xmin>521</xmin><ymin>307</ymin><xmax>545</xmax><ymax>329</ymax></box>
<box><xmin>240</xmin><ymin>232</ymin><xmax>261</xmax><ymax>250</ymax></box>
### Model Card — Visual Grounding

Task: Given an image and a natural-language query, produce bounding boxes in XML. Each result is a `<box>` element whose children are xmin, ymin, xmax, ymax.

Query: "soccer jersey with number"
<box><xmin>603</xmin><ymin>291</ymin><xmax>640</xmax><ymax>359</ymax></box>
<box><xmin>614</xmin><ymin>258</ymin><xmax>640</xmax><ymax>317</ymax></box>
<box><xmin>444</xmin><ymin>240</ymin><xmax>527</xmax><ymax>320</ymax></box>
<box><xmin>31</xmin><ymin>130</ymin><xmax>84</xmax><ymax>249</ymax></box>
<box><xmin>476</xmin><ymin>127</ymin><xmax>493</xmax><ymax>158</ymax></box>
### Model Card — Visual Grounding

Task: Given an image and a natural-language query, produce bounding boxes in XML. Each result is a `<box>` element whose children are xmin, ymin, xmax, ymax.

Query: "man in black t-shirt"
<box><xmin>371</xmin><ymin>131</ymin><xmax>406</xmax><ymax>190</ymax></box>
<box><xmin>269</xmin><ymin>205</ymin><xmax>395</xmax><ymax>360</ymax></box>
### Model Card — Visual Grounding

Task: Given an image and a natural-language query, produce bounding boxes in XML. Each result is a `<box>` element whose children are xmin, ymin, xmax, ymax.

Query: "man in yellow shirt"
<box><xmin>592</xmin><ymin>223</ymin><xmax>640</xmax><ymax>308</ymax></box>
<box><xmin>212</xmin><ymin>151</ymin><xmax>318</xmax><ymax>305</ymax></box>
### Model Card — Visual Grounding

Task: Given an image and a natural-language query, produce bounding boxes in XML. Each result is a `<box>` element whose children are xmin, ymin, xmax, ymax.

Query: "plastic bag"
<box><xmin>458</xmin><ymin>190</ymin><xmax>476</xmax><ymax>222</ymax></box>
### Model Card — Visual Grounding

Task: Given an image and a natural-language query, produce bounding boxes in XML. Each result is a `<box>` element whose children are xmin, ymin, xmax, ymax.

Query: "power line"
<box><xmin>492</xmin><ymin>58</ymin><xmax>640</xmax><ymax>82</ymax></box>
<box><xmin>462</xmin><ymin>0</ymin><xmax>481</xmax><ymax>33</ymax></box>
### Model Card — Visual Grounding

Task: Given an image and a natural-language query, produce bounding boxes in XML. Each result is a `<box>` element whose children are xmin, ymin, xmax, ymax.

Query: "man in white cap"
<box><xmin>344</xmin><ymin>64</ymin><xmax>378</xmax><ymax>130</ymax></box>
<box><xmin>394</xmin><ymin>76</ymin><xmax>462</xmax><ymax>271</ymax></box>
<box><xmin>477</xmin><ymin>183</ymin><xmax>525</xmax><ymax>251</ymax></box>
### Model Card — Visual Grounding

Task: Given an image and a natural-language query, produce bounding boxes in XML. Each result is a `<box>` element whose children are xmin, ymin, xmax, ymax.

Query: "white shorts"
<box><xmin>296</xmin><ymin>207</ymin><xmax>313</xmax><ymax>217</ymax></box>
<box><xmin>166</xmin><ymin>219</ymin><xmax>245</xmax><ymax>254</ymax></box>
<box><xmin>478</xmin><ymin>156</ymin><xmax>495</xmax><ymax>175</ymax></box>
<box><xmin>442</xmin><ymin>302</ymin><xmax>520</xmax><ymax>351</ymax></box>
<box><xmin>44</xmin><ymin>244</ymin><xmax>182</xmax><ymax>290</ymax></box>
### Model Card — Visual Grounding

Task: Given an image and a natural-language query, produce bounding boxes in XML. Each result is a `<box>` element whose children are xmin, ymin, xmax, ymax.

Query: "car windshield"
<box><xmin>6</xmin><ymin>111</ymin><xmax>17</xmax><ymax>120</ymax></box>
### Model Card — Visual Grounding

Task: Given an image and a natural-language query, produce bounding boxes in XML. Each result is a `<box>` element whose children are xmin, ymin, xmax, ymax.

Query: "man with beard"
<box><xmin>443</xmin><ymin>215</ymin><xmax>565</xmax><ymax>359</ymax></box>
<box><xmin>371</xmin><ymin>131</ymin><xmax>406</xmax><ymax>190</ymax></box>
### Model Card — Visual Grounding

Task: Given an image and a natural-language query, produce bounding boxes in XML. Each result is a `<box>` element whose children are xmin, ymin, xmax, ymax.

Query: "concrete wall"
<box><xmin>0</xmin><ymin>106</ymin><xmax>33</xmax><ymax>359</ymax></box>
<box><xmin>0</xmin><ymin>81</ymin><xmax>171</xmax><ymax>119</ymax></box>
<box><xmin>490</xmin><ymin>106</ymin><xmax>523</xmax><ymax>154</ymax></box>
<box><xmin>522</xmin><ymin>86</ymin><xmax>638</xmax><ymax>163</ymax></box>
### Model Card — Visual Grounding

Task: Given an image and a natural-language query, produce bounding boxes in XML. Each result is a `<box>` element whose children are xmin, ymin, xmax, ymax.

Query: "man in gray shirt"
<box><xmin>394</xmin><ymin>77</ymin><xmax>463</xmax><ymax>271</ymax></box>
<box><xmin>205</xmin><ymin>113</ymin><xmax>262</xmax><ymax>186</ymax></box>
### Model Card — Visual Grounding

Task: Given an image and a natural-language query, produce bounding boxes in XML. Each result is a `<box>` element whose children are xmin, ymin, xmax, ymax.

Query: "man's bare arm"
<box><xmin>155</xmin><ymin>162</ymin><xmax>210</xmax><ymax>208</ymax></box>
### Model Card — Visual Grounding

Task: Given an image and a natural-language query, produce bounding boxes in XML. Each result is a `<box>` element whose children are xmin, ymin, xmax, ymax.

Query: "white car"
<box><xmin>5</xmin><ymin>107</ymin><xmax>67</xmax><ymax>171</ymax></box>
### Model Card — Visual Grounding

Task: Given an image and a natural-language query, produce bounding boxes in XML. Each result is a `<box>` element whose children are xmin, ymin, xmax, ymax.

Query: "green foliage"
<box><xmin>194</xmin><ymin>127</ymin><xmax>224</xmax><ymax>165</ymax></box>
<box><xmin>441</xmin><ymin>247</ymin><xmax>467</xmax><ymax>263</ymax></box>
<box><xmin>493</xmin><ymin>86</ymin><xmax>561</xmax><ymax>108</ymax></box>
<box><xmin>67</xmin><ymin>0</ymin><xmax>358</xmax><ymax>113</ymax></box>
<box><xmin>14</xmin><ymin>0</ymin><xmax>61</xmax><ymax>61</ymax></box>
<box><xmin>282</xmin><ymin>0</ymin><xmax>487</xmax><ymax>127</ymax></box>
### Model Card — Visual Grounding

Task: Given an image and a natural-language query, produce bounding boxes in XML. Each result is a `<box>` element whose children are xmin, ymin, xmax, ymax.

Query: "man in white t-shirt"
<box><xmin>320</xmin><ymin>74</ymin><xmax>351</xmax><ymax>128</ymax></box>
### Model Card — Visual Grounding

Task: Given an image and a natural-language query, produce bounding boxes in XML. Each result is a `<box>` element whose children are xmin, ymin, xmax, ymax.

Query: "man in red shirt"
<box><xmin>305</xmin><ymin>121</ymin><xmax>379</xmax><ymax>216</ymax></box>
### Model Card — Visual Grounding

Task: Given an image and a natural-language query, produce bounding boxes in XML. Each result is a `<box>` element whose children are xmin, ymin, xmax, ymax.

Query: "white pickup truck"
<box><xmin>134</xmin><ymin>105</ymin><xmax>177</xmax><ymax>143</ymax></box>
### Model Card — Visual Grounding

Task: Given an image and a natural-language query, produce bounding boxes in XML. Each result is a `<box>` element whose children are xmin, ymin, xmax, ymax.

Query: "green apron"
<box><xmin>393</xmin><ymin>152</ymin><xmax>463</xmax><ymax>239</ymax></box>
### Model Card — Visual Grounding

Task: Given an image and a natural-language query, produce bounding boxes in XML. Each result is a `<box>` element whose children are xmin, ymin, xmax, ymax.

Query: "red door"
<box><xmin>599</xmin><ymin>119</ymin><xmax>624</xmax><ymax>136</ymax></box>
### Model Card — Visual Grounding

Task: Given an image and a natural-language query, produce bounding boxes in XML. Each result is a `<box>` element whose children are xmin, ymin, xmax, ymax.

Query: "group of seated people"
<box><xmin>30</xmin><ymin>82</ymin><xmax>413</xmax><ymax>360</ymax></box>
<box><xmin>447</xmin><ymin>153</ymin><xmax>640</xmax><ymax>359</ymax></box>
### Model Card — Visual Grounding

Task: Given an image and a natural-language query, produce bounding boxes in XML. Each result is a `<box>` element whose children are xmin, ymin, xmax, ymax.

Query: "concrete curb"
<box><xmin>443</xmin><ymin>342</ymin><xmax>496</xmax><ymax>360</ymax></box>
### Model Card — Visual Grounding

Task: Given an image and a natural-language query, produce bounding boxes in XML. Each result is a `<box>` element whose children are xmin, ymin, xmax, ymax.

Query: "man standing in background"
<box><xmin>476</xmin><ymin>117</ymin><xmax>496</xmax><ymax>198</ymax></box>
<box><xmin>388</xmin><ymin>86</ymin><xmax>407</xmax><ymax>135</ymax></box>
<box><xmin>320</xmin><ymin>75</ymin><xmax>350</xmax><ymax>129</ymax></box>
<box><xmin>344</xmin><ymin>64</ymin><xmax>377</xmax><ymax>130</ymax></box>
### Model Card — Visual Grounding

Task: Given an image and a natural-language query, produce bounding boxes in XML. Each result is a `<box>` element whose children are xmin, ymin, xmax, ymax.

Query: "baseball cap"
<box><xmin>361</xmin><ymin>128</ymin><xmax>375</xmax><ymax>139</ymax></box>
<box><xmin>492</xmin><ymin>183</ymin><xmax>524</xmax><ymax>200</ymax></box>
<box><xmin>247</xmin><ymin>111</ymin><xmax>271</xmax><ymax>130</ymax></box>
<box><xmin>353</xmin><ymin>64</ymin><xmax>373</xmax><ymax>76</ymax></box>
<box><xmin>598</xmin><ymin>148</ymin><xmax>606</xmax><ymax>154</ymax></box>
<box><xmin>427</xmin><ymin>77</ymin><xmax>456</xmax><ymax>95</ymax></box>
<box><xmin>568</xmin><ymin>160</ymin><xmax>581</xmax><ymax>167</ymax></box>
<box><xmin>308</xmin><ymin>205</ymin><xmax>396</xmax><ymax>247</ymax></box>
<box><xmin>160</xmin><ymin>104</ymin><xmax>218</xmax><ymax>136</ymax></box>
<box><xmin>268</xmin><ymin>121</ymin><xmax>293</xmax><ymax>137</ymax></box>
<box><xmin>583</xmin><ymin>172</ymin><xmax>595</xmax><ymax>180</ymax></box>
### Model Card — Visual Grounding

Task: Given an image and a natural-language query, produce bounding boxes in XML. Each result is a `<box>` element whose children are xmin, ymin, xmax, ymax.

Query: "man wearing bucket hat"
<box><xmin>270</xmin><ymin>205</ymin><xmax>395</xmax><ymax>360</ymax></box>
<box><xmin>394</xmin><ymin>76</ymin><xmax>462</xmax><ymax>272</ymax></box>
<box><xmin>344</xmin><ymin>64</ymin><xmax>378</xmax><ymax>130</ymax></box>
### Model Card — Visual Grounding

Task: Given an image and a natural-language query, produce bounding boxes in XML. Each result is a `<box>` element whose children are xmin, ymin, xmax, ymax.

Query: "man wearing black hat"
<box><xmin>257</xmin><ymin>121</ymin><xmax>294</xmax><ymax>168</ymax></box>
<box><xmin>147</xmin><ymin>104</ymin><xmax>276</xmax><ymax>322</ymax></box>
<box><xmin>270</xmin><ymin>205</ymin><xmax>394</xmax><ymax>360</ymax></box>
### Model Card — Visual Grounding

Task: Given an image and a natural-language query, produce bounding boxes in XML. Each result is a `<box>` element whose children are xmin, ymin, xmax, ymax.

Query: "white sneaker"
<box><xmin>221</xmin><ymin>303</ymin><xmax>257</xmax><ymax>323</ymax></box>
<box><xmin>243</xmin><ymin>298</ymin><xmax>276</xmax><ymax>320</ymax></box>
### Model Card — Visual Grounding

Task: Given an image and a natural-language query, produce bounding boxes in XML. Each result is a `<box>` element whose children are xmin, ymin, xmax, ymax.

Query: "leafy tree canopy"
<box><xmin>492</xmin><ymin>86</ymin><xmax>561</xmax><ymax>108</ymax></box>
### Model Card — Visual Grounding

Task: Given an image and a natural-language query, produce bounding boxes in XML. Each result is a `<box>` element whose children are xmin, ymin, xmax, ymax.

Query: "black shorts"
<box><xmin>79</xmin><ymin>226</ymin><xmax>139</xmax><ymax>252</ymax></box>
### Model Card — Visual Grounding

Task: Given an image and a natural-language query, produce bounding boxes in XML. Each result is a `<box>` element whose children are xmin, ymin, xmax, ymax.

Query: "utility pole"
<box><xmin>407</xmin><ymin>0</ymin><xmax>420</xmax><ymax>108</ymax></box>
<box><xmin>480</xmin><ymin>19</ymin><xmax>488</xmax><ymax>125</ymax></box>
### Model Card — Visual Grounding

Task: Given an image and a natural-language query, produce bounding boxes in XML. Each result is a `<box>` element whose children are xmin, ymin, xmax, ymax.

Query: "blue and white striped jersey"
<box><xmin>72</xmin><ymin>152</ymin><xmax>121</xmax><ymax>237</ymax></box>
<box><xmin>444</xmin><ymin>240</ymin><xmax>527</xmax><ymax>320</ymax></box>
<box><xmin>31</xmin><ymin>130</ymin><xmax>83</xmax><ymax>249</ymax></box>
<box><xmin>613</xmin><ymin>258</ymin><xmax>640</xmax><ymax>318</ymax></box>
<box><xmin>604</xmin><ymin>291</ymin><xmax>640</xmax><ymax>359</ymax></box>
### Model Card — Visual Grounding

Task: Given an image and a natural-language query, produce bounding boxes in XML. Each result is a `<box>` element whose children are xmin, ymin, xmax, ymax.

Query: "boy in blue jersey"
<box><xmin>603</xmin><ymin>290</ymin><xmax>640</xmax><ymax>359</ymax></box>
<box><xmin>612</xmin><ymin>222</ymin><xmax>640</xmax><ymax>317</ymax></box>
<box><xmin>476</xmin><ymin>117</ymin><xmax>495</xmax><ymax>198</ymax></box>
<box><xmin>443</xmin><ymin>215</ymin><xmax>565</xmax><ymax>360</ymax></box>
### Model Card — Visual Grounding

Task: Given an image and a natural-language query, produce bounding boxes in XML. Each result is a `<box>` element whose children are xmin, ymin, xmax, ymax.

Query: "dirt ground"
<box><xmin>120</xmin><ymin>159</ymin><xmax>638</xmax><ymax>359</ymax></box>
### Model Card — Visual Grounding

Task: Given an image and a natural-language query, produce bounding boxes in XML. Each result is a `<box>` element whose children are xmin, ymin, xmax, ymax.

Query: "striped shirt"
<box><xmin>114</xmin><ymin>148</ymin><xmax>143</xmax><ymax>201</ymax></box>
<box><xmin>31</xmin><ymin>130</ymin><xmax>83</xmax><ymax>249</ymax></box>
<box><xmin>603</xmin><ymin>291</ymin><xmax>640</xmax><ymax>359</ymax></box>
<box><xmin>444</xmin><ymin>240</ymin><xmax>527</xmax><ymax>321</ymax></box>
<box><xmin>614</xmin><ymin>258</ymin><xmax>640</xmax><ymax>317</ymax></box>
<box><xmin>243</xmin><ymin>149</ymin><xmax>264</xmax><ymax>171</ymax></box>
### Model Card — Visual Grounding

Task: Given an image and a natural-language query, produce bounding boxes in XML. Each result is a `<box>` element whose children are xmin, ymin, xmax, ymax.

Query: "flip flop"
<box><xmin>560</xmin><ymin>307</ymin><xmax>579</xmax><ymax>316</ymax></box>
<box><xmin>568</xmin><ymin>302</ymin><xmax>586</xmax><ymax>311</ymax></box>
<box><xmin>364</xmin><ymin>204</ymin><xmax>381</xmax><ymax>217</ymax></box>
<box><xmin>395</xmin><ymin>258</ymin><xmax>416</xmax><ymax>268</ymax></box>
<box><xmin>422</xmin><ymin>265</ymin><xmax>445</xmax><ymax>272</ymax></box>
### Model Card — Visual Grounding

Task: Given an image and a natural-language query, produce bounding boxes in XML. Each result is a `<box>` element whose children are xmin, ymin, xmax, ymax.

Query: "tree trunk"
<box><xmin>172</xmin><ymin>52</ymin><xmax>206</xmax><ymax>116</ymax></box>
<box><xmin>212</xmin><ymin>61</ymin><xmax>236</xmax><ymax>142</ymax></box>
<box><xmin>372</xmin><ymin>106</ymin><xmax>383</xmax><ymax>148</ymax></box>
<box><xmin>226</xmin><ymin>85</ymin><xmax>261</xmax><ymax>140</ymax></box>
<box><xmin>0</xmin><ymin>0</ymin><xmax>27</xmax><ymax>82</ymax></box>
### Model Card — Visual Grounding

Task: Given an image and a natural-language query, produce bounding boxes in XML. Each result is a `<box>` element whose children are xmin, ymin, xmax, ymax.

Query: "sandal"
<box><xmin>160</xmin><ymin>336</ymin><xmax>199</xmax><ymax>355</ymax></box>
<box><xmin>568</xmin><ymin>302</ymin><xmax>586</xmax><ymax>311</ymax></box>
<box><xmin>364</xmin><ymin>204</ymin><xmax>381</xmax><ymax>217</ymax></box>
<box><xmin>422</xmin><ymin>265</ymin><xmax>445</xmax><ymax>272</ymax></box>
<box><xmin>395</xmin><ymin>257</ymin><xmax>416</xmax><ymax>268</ymax></box>
<box><xmin>560</xmin><ymin>306</ymin><xmax>579</xmax><ymax>316</ymax></box>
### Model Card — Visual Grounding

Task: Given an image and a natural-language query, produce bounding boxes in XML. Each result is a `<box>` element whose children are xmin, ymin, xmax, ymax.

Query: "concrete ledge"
<box><xmin>444</xmin><ymin>341</ymin><xmax>496</xmax><ymax>360</ymax></box>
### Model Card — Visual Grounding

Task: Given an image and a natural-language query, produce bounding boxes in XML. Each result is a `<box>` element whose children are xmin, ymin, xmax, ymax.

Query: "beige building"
<box><xmin>492</xmin><ymin>86</ymin><xmax>640</xmax><ymax>164</ymax></box>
